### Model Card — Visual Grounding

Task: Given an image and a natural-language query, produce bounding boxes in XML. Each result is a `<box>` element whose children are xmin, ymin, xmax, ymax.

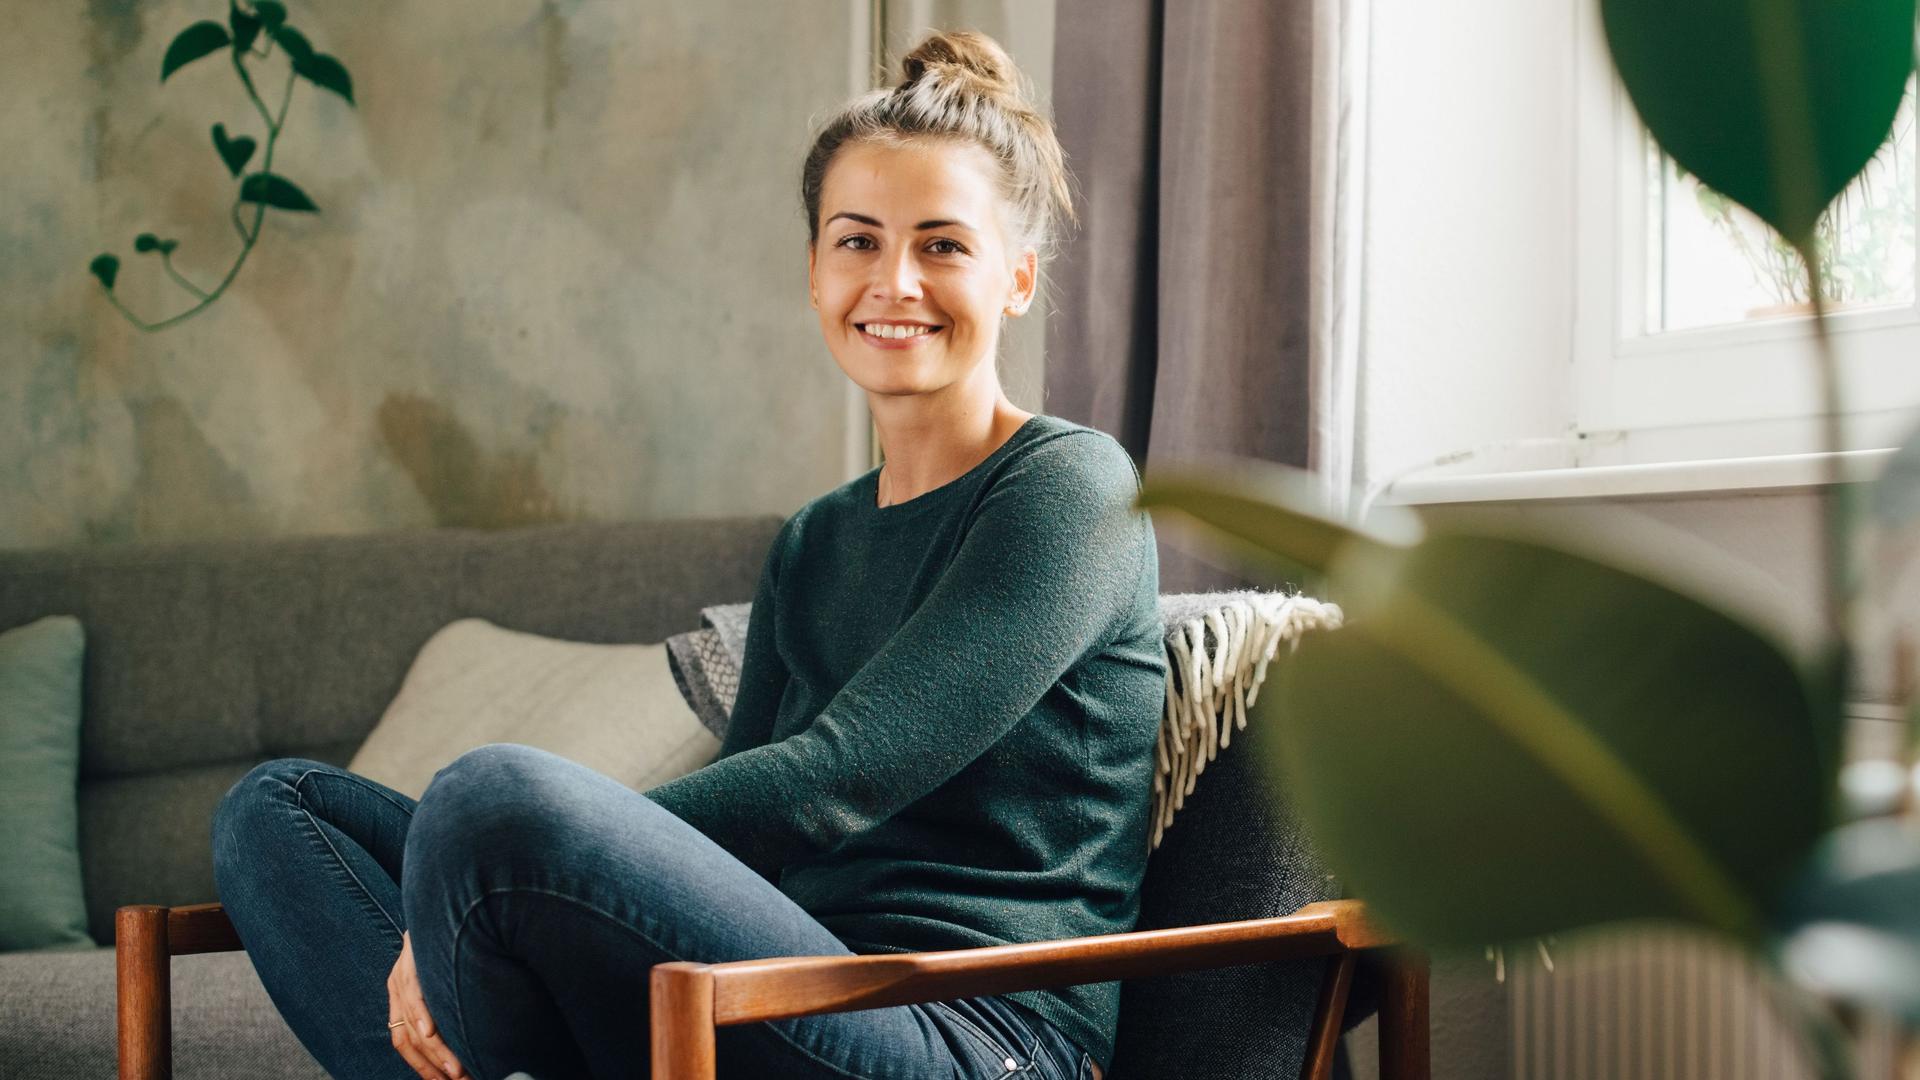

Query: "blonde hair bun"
<box><xmin>900</xmin><ymin>30</ymin><xmax>1021</xmax><ymax>101</ymax></box>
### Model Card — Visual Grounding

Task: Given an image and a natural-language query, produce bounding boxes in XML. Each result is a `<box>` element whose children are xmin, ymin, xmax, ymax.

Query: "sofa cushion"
<box><xmin>0</xmin><ymin>615</ymin><xmax>92</xmax><ymax>952</ymax></box>
<box><xmin>348</xmin><ymin>618</ymin><xmax>720</xmax><ymax>799</ymax></box>
<box><xmin>0</xmin><ymin>946</ymin><xmax>325</xmax><ymax>1079</ymax></box>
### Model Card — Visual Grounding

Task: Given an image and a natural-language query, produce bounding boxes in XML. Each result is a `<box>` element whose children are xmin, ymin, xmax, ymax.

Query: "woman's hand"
<box><xmin>389</xmin><ymin>930</ymin><xmax>466</xmax><ymax>1079</ymax></box>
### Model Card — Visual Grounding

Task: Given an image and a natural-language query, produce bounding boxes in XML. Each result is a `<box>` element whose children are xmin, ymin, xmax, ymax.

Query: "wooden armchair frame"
<box><xmin>117</xmin><ymin>898</ymin><xmax>1429</xmax><ymax>1080</ymax></box>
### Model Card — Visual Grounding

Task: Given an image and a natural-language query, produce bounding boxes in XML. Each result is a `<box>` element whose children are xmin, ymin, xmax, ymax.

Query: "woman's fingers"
<box><xmin>404</xmin><ymin>1010</ymin><xmax>465</xmax><ymax>1078</ymax></box>
<box><xmin>394</xmin><ymin>931</ymin><xmax>467</xmax><ymax>1078</ymax></box>
<box><xmin>389</xmin><ymin>1000</ymin><xmax>450</xmax><ymax>1080</ymax></box>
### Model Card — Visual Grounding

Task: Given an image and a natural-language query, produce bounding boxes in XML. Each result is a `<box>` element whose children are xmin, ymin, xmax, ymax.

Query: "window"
<box><xmin>1572</xmin><ymin>15</ymin><xmax>1920</xmax><ymax>465</ymax></box>
<box><xmin>1646</xmin><ymin>80</ymin><xmax>1915</xmax><ymax>335</ymax></box>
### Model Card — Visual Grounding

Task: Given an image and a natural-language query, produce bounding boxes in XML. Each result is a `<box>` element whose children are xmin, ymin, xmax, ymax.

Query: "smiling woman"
<box><xmin>212</xmin><ymin>28</ymin><xmax>1148</xmax><ymax>1080</ymax></box>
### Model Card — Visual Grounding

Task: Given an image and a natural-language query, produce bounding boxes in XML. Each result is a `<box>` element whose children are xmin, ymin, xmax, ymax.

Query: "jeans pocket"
<box><xmin>930</xmin><ymin>1000</ymin><xmax>1039</xmax><ymax>1076</ymax></box>
<box><xmin>1076</xmin><ymin>1051</ymin><xmax>1096</xmax><ymax>1080</ymax></box>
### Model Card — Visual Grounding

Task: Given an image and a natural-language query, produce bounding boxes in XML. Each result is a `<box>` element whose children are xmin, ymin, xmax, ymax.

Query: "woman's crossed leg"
<box><xmin>214</xmin><ymin>743</ymin><xmax>1082</xmax><ymax>1079</ymax></box>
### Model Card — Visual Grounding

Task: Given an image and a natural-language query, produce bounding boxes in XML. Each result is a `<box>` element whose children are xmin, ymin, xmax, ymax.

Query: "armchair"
<box><xmin>117</xmin><ymin>898</ymin><xmax>1428</xmax><ymax>1079</ymax></box>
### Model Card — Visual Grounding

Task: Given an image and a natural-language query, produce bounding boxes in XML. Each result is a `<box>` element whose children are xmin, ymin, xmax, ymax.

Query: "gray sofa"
<box><xmin>0</xmin><ymin>517</ymin><xmax>783</xmax><ymax>1078</ymax></box>
<box><xmin>0</xmin><ymin>515</ymin><xmax>1365</xmax><ymax>1079</ymax></box>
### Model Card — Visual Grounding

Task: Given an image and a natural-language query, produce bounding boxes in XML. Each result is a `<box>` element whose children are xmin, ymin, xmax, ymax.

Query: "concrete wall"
<box><xmin>2</xmin><ymin>0</ymin><xmax>1055</xmax><ymax>551</ymax></box>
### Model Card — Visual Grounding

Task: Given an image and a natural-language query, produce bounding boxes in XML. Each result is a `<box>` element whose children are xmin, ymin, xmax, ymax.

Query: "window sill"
<box><xmin>1378</xmin><ymin>448</ymin><xmax>1896</xmax><ymax>506</ymax></box>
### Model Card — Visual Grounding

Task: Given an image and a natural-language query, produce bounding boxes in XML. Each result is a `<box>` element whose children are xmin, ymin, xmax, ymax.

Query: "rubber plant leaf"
<box><xmin>1263</xmin><ymin>529</ymin><xmax>1832</xmax><ymax>948</ymax></box>
<box><xmin>1136</xmin><ymin>460</ymin><xmax>1423</xmax><ymax>590</ymax></box>
<box><xmin>1598</xmin><ymin>0</ymin><xmax>1915</xmax><ymax>245</ymax></box>
<box><xmin>1775</xmin><ymin>818</ymin><xmax>1920</xmax><ymax>1022</ymax></box>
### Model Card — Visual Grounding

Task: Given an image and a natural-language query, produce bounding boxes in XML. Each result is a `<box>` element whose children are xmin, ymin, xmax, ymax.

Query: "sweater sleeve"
<box><xmin>643</xmin><ymin>434</ymin><xmax>1146</xmax><ymax>872</ymax></box>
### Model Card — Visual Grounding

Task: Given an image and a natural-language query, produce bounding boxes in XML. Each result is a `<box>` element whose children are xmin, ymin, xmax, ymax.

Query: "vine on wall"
<box><xmin>87</xmin><ymin>1</ymin><xmax>357</xmax><ymax>332</ymax></box>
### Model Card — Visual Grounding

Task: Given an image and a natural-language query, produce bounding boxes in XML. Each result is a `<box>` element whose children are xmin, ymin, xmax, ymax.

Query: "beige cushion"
<box><xmin>348</xmin><ymin>619</ymin><xmax>720</xmax><ymax>800</ymax></box>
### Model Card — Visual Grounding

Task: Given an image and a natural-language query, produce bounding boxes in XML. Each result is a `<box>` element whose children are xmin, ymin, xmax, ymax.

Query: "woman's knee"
<box><xmin>212</xmin><ymin>759</ymin><xmax>326</xmax><ymax>846</ymax></box>
<box><xmin>405</xmin><ymin>744</ymin><xmax>584</xmax><ymax>867</ymax></box>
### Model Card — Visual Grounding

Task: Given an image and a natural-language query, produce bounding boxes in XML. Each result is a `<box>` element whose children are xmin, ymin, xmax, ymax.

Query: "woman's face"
<box><xmin>808</xmin><ymin>139</ymin><xmax>1036</xmax><ymax>401</ymax></box>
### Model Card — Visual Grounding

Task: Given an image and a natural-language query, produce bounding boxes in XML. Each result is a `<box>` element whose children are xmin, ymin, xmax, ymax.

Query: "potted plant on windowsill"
<box><xmin>1135</xmin><ymin>2</ymin><xmax>1919</xmax><ymax>1077</ymax></box>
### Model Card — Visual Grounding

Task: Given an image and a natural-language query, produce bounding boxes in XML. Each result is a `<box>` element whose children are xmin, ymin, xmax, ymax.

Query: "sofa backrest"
<box><xmin>0</xmin><ymin>516</ymin><xmax>783</xmax><ymax>943</ymax></box>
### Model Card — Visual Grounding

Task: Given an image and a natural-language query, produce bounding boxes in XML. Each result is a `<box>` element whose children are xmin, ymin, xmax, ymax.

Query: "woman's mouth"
<box><xmin>857</xmin><ymin>323</ymin><xmax>944</xmax><ymax>349</ymax></box>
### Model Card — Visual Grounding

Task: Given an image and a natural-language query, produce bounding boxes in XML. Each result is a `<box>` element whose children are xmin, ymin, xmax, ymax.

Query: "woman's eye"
<box><xmin>928</xmin><ymin>239</ymin><xmax>965</xmax><ymax>255</ymax></box>
<box><xmin>836</xmin><ymin>235</ymin><xmax>874</xmax><ymax>250</ymax></box>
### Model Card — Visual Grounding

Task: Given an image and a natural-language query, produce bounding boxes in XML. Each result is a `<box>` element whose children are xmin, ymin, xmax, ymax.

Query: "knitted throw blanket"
<box><xmin>1150</xmin><ymin>591</ymin><xmax>1344</xmax><ymax>850</ymax></box>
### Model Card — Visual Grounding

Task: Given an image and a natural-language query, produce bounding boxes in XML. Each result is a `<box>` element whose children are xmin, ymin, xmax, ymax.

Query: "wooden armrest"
<box><xmin>662</xmin><ymin>898</ymin><xmax>1395</xmax><ymax>1027</ymax></box>
<box><xmin>161</xmin><ymin>902</ymin><xmax>242</xmax><ymax>955</ymax></box>
<box><xmin>651</xmin><ymin>900</ymin><xmax>1427</xmax><ymax>1080</ymax></box>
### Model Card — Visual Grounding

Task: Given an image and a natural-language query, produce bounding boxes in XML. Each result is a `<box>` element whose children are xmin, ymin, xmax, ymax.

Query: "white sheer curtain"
<box><xmin>1308</xmin><ymin>0</ymin><xmax>1372</xmax><ymax>519</ymax></box>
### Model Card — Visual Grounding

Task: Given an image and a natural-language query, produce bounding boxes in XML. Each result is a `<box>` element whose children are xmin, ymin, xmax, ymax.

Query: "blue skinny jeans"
<box><xmin>210</xmin><ymin>743</ymin><xmax>1098</xmax><ymax>1080</ymax></box>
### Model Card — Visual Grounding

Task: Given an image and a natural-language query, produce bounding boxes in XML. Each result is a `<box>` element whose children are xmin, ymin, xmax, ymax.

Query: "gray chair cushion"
<box><xmin>0</xmin><ymin>946</ymin><xmax>325</xmax><ymax>1079</ymax></box>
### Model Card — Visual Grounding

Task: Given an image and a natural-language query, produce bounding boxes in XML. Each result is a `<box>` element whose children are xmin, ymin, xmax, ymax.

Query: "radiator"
<box><xmin>1510</xmin><ymin>925</ymin><xmax>1902</xmax><ymax>1079</ymax></box>
<box><xmin>1509</xmin><ymin>708</ymin><xmax>1908</xmax><ymax>1080</ymax></box>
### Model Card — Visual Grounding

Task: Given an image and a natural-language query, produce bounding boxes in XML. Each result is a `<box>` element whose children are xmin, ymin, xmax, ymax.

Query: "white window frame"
<box><xmin>1569</xmin><ymin>7</ymin><xmax>1920</xmax><ymax>467</ymax></box>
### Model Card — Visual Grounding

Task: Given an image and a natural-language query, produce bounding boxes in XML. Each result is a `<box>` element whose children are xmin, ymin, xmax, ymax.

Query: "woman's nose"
<box><xmin>872</xmin><ymin>247</ymin><xmax>922</xmax><ymax>301</ymax></box>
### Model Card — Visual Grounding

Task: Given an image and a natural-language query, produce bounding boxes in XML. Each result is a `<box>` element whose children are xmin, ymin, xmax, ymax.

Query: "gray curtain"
<box><xmin>1047</xmin><ymin>0</ymin><xmax>1318</xmax><ymax>594</ymax></box>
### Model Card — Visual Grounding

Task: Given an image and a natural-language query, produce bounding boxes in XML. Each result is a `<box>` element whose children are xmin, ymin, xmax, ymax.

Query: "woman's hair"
<box><xmin>800</xmin><ymin>30</ymin><xmax>1078</xmax><ymax>274</ymax></box>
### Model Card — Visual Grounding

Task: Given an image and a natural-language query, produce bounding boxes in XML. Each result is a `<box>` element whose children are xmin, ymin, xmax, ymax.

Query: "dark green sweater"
<box><xmin>643</xmin><ymin>413</ymin><xmax>1165</xmax><ymax>1069</ymax></box>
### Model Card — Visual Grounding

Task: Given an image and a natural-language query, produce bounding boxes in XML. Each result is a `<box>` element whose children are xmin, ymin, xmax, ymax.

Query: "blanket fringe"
<box><xmin>1149</xmin><ymin>593</ymin><xmax>1344</xmax><ymax>850</ymax></box>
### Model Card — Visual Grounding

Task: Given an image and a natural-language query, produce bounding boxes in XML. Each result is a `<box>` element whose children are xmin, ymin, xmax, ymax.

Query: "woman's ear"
<box><xmin>1006</xmin><ymin>248</ymin><xmax>1037</xmax><ymax>316</ymax></box>
<box><xmin>807</xmin><ymin>245</ymin><xmax>818</xmax><ymax>309</ymax></box>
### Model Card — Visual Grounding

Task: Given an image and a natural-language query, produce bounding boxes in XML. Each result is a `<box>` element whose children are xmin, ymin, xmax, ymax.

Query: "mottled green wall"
<box><xmin>1</xmin><ymin>0</ymin><xmax>1053</xmax><ymax>551</ymax></box>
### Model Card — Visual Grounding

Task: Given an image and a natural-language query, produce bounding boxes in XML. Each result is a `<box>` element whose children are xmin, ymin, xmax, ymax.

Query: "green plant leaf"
<box><xmin>156</xmin><ymin>239</ymin><xmax>178</xmax><ymax>256</ymax></box>
<box><xmin>1872</xmin><ymin>420</ymin><xmax>1920</xmax><ymax>527</ymax></box>
<box><xmin>134</xmin><ymin>233</ymin><xmax>160</xmax><ymax>253</ymax></box>
<box><xmin>1263</xmin><ymin>530</ymin><xmax>1832</xmax><ymax>947</ymax></box>
<box><xmin>211</xmin><ymin>123</ymin><xmax>256</xmax><ymax>178</ymax></box>
<box><xmin>1136</xmin><ymin>461</ymin><xmax>1424</xmax><ymax>588</ymax></box>
<box><xmin>1775</xmin><ymin>819</ymin><xmax>1920</xmax><ymax>1021</ymax></box>
<box><xmin>160</xmin><ymin>21</ymin><xmax>232</xmax><ymax>83</ymax></box>
<box><xmin>252</xmin><ymin>1</ymin><xmax>287</xmax><ymax>30</ymax></box>
<box><xmin>89</xmin><ymin>254</ymin><xmax>119</xmax><ymax>290</ymax></box>
<box><xmin>239</xmin><ymin>172</ymin><xmax>318</xmax><ymax>212</ymax></box>
<box><xmin>229</xmin><ymin>1</ymin><xmax>260</xmax><ymax>53</ymax></box>
<box><xmin>1598</xmin><ymin>0</ymin><xmax>1915</xmax><ymax>245</ymax></box>
<box><xmin>271</xmin><ymin>25</ymin><xmax>313</xmax><ymax>67</ymax></box>
<box><xmin>295</xmin><ymin>52</ymin><xmax>354</xmax><ymax>106</ymax></box>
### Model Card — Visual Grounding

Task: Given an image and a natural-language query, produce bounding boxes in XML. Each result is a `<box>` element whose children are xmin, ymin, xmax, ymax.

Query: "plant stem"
<box><xmin>105</xmin><ymin>52</ymin><xmax>296</xmax><ymax>332</ymax></box>
<box><xmin>1800</xmin><ymin>240</ymin><xmax>1854</xmax><ymax>654</ymax></box>
<box><xmin>158</xmin><ymin>251</ymin><xmax>210</xmax><ymax>300</ymax></box>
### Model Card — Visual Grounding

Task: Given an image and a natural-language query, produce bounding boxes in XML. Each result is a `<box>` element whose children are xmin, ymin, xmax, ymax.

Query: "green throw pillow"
<box><xmin>0</xmin><ymin>616</ymin><xmax>93</xmax><ymax>951</ymax></box>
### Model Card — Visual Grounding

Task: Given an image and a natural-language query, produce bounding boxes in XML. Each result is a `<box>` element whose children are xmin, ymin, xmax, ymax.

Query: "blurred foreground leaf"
<box><xmin>1778</xmin><ymin>819</ymin><xmax>1920</xmax><ymax>1021</ymax></box>
<box><xmin>1263</xmin><ymin>530</ymin><xmax>1833</xmax><ymax>947</ymax></box>
<box><xmin>1137</xmin><ymin>462</ymin><xmax>1423</xmax><ymax>589</ymax></box>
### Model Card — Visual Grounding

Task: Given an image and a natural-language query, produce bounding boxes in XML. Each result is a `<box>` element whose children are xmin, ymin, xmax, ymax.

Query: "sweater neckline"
<box><xmin>868</xmin><ymin>414</ymin><xmax>1051</xmax><ymax>519</ymax></box>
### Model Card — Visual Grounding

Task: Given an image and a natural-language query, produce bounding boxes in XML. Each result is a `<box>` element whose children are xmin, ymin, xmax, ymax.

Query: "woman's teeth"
<box><xmin>862</xmin><ymin>324</ymin><xmax>937</xmax><ymax>339</ymax></box>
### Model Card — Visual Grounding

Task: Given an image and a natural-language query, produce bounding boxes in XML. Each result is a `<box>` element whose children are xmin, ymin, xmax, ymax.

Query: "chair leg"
<box><xmin>1300</xmin><ymin>951</ymin><xmax>1358</xmax><ymax>1080</ymax></box>
<box><xmin>651</xmin><ymin>962</ymin><xmax>717</xmax><ymax>1080</ymax></box>
<box><xmin>1378</xmin><ymin>948</ymin><xmax>1431</xmax><ymax>1080</ymax></box>
<box><xmin>117</xmin><ymin>905</ymin><xmax>172</xmax><ymax>1080</ymax></box>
